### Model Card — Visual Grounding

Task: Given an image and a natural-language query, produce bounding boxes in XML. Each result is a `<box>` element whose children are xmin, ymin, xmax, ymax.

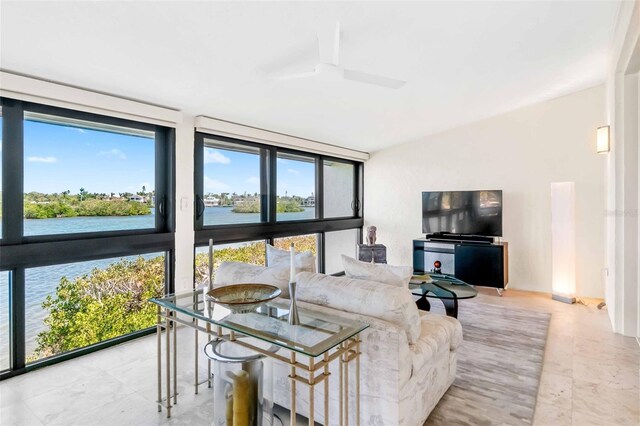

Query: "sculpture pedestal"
<box><xmin>357</xmin><ymin>244</ymin><xmax>387</xmax><ymax>264</ymax></box>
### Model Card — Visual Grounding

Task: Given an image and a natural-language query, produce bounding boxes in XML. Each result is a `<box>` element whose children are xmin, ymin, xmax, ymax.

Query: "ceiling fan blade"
<box><xmin>343</xmin><ymin>69</ymin><xmax>406</xmax><ymax>89</ymax></box>
<box><xmin>273</xmin><ymin>70</ymin><xmax>318</xmax><ymax>82</ymax></box>
<box><xmin>333</xmin><ymin>21</ymin><xmax>340</xmax><ymax>66</ymax></box>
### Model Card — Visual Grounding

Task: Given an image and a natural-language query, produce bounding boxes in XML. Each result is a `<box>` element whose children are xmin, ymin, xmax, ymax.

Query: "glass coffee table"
<box><xmin>409</xmin><ymin>273</ymin><xmax>478</xmax><ymax>318</ymax></box>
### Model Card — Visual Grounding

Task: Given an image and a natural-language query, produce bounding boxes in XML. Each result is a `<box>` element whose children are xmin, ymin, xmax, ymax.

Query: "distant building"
<box><xmin>129</xmin><ymin>195</ymin><xmax>145</xmax><ymax>203</ymax></box>
<box><xmin>303</xmin><ymin>194</ymin><xmax>315</xmax><ymax>207</ymax></box>
<box><xmin>204</xmin><ymin>196</ymin><xmax>220</xmax><ymax>207</ymax></box>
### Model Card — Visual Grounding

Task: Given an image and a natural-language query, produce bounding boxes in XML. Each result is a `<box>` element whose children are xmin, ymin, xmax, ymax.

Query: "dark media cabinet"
<box><xmin>413</xmin><ymin>238</ymin><xmax>509</xmax><ymax>294</ymax></box>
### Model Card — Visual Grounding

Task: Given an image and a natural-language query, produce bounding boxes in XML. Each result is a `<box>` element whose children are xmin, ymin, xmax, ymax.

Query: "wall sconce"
<box><xmin>596</xmin><ymin>125</ymin><xmax>610</xmax><ymax>153</ymax></box>
<box><xmin>551</xmin><ymin>182</ymin><xmax>576</xmax><ymax>304</ymax></box>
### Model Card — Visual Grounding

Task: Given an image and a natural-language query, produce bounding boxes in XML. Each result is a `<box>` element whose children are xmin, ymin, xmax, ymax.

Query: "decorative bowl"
<box><xmin>206</xmin><ymin>284</ymin><xmax>282</xmax><ymax>313</ymax></box>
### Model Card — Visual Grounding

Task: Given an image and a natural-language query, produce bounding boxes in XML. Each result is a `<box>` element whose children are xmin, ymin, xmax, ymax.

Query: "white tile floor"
<box><xmin>1</xmin><ymin>288</ymin><xmax>638</xmax><ymax>426</ymax></box>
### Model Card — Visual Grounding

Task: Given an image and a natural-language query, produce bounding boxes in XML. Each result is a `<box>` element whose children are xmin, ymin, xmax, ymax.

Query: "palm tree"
<box><xmin>79</xmin><ymin>187</ymin><xmax>86</xmax><ymax>201</ymax></box>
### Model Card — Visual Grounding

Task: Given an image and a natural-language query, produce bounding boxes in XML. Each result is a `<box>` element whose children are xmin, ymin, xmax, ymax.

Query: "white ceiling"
<box><xmin>0</xmin><ymin>1</ymin><xmax>620</xmax><ymax>153</ymax></box>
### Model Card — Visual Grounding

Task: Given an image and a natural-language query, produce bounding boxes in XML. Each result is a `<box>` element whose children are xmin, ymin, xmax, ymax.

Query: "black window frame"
<box><xmin>194</xmin><ymin>132</ymin><xmax>364</xmax><ymax>274</ymax></box>
<box><xmin>0</xmin><ymin>97</ymin><xmax>176</xmax><ymax>380</ymax></box>
<box><xmin>320</xmin><ymin>156</ymin><xmax>361</xmax><ymax>220</ymax></box>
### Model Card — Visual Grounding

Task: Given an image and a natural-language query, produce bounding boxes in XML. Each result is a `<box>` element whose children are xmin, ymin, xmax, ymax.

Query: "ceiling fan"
<box><xmin>273</xmin><ymin>22</ymin><xmax>406</xmax><ymax>90</ymax></box>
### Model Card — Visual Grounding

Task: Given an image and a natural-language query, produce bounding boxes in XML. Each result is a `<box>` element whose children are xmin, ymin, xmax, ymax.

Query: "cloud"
<box><xmin>204</xmin><ymin>176</ymin><xmax>230</xmax><ymax>192</ymax></box>
<box><xmin>76</xmin><ymin>128</ymin><xmax>86</xmax><ymax>133</ymax></box>
<box><xmin>246</xmin><ymin>176</ymin><xmax>260</xmax><ymax>185</ymax></box>
<box><xmin>27</xmin><ymin>156</ymin><xmax>58</xmax><ymax>163</ymax></box>
<box><xmin>287</xmin><ymin>168</ymin><xmax>300</xmax><ymax>175</ymax></box>
<box><xmin>99</xmin><ymin>148</ymin><xmax>127</xmax><ymax>160</ymax></box>
<box><xmin>204</xmin><ymin>150</ymin><xmax>231</xmax><ymax>164</ymax></box>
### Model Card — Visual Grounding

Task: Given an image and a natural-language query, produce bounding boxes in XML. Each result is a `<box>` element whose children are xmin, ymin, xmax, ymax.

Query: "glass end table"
<box><xmin>409</xmin><ymin>273</ymin><xmax>478</xmax><ymax>318</ymax></box>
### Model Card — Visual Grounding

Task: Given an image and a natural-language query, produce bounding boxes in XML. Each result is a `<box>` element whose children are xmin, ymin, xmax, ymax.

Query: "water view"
<box><xmin>1</xmin><ymin>117</ymin><xmax>317</xmax><ymax>368</ymax></box>
<box><xmin>0</xmin><ymin>206</ymin><xmax>314</xmax><ymax>366</ymax></box>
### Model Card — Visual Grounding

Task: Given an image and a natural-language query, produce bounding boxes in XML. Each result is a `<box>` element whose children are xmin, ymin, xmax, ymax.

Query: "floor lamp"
<box><xmin>551</xmin><ymin>182</ymin><xmax>577</xmax><ymax>304</ymax></box>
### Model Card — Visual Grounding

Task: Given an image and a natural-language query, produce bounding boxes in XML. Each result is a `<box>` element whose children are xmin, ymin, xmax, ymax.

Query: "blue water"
<box><xmin>203</xmin><ymin>206</ymin><xmax>315</xmax><ymax>225</ymax></box>
<box><xmin>0</xmin><ymin>207</ymin><xmax>314</xmax><ymax>367</ymax></box>
<box><xmin>23</xmin><ymin>214</ymin><xmax>156</xmax><ymax>236</ymax></box>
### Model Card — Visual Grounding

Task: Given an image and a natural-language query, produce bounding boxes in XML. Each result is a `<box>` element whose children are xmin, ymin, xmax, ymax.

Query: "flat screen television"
<box><xmin>422</xmin><ymin>190</ymin><xmax>503</xmax><ymax>237</ymax></box>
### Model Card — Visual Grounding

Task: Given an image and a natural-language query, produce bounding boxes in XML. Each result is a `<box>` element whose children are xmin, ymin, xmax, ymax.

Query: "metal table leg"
<box><xmin>165</xmin><ymin>307</ymin><xmax>172</xmax><ymax>418</ymax></box>
<box><xmin>308</xmin><ymin>358</ymin><xmax>315</xmax><ymax>426</ymax></box>
<box><xmin>173</xmin><ymin>311</ymin><xmax>177</xmax><ymax>405</ymax></box>
<box><xmin>290</xmin><ymin>352</ymin><xmax>297</xmax><ymax>426</ymax></box>
<box><xmin>156</xmin><ymin>305</ymin><xmax>162</xmax><ymax>412</ymax></box>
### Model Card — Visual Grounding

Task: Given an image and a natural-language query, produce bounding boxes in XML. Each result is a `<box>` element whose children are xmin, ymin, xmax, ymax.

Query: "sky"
<box><xmin>203</xmin><ymin>148</ymin><xmax>315</xmax><ymax>198</ymax></box>
<box><xmin>23</xmin><ymin>119</ymin><xmax>155</xmax><ymax>195</ymax></box>
<box><xmin>17</xmin><ymin>117</ymin><xmax>314</xmax><ymax>197</ymax></box>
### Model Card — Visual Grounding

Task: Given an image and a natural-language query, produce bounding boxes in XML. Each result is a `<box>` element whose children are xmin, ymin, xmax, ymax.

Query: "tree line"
<box><xmin>32</xmin><ymin>236</ymin><xmax>317</xmax><ymax>360</ymax></box>
<box><xmin>22</xmin><ymin>188</ymin><xmax>152</xmax><ymax>219</ymax></box>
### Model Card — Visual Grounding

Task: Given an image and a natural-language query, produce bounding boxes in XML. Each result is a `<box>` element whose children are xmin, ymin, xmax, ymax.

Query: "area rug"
<box><xmin>425</xmin><ymin>299</ymin><xmax>551</xmax><ymax>425</ymax></box>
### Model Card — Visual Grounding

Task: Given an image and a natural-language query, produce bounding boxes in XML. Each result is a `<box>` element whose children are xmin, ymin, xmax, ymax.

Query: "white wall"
<box><xmin>364</xmin><ymin>85</ymin><xmax>606</xmax><ymax>298</ymax></box>
<box><xmin>605</xmin><ymin>0</ymin><xmax>640</xmax><ymax>337</ymax></box>
<box><xmin>174</xmin><ymin>114</ymin><xmax>195</xmax><ymax>292</ymax></box>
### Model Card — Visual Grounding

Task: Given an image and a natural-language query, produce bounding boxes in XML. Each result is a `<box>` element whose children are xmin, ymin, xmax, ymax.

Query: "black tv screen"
<box><xmin>422</xmin><ymin>190</ymin><xmax>503</xmax><ymax>236</ymax></box>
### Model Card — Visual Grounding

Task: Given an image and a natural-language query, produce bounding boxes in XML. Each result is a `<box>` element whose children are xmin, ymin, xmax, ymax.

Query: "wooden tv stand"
<box><xmin>412</xmin><ymin>238</ymin><xmax>509</xmax><ymax>295</ymax></box>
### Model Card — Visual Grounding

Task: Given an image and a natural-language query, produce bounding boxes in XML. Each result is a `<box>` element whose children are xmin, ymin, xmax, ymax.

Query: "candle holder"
<box><xmin>204</xmin><ymin>340</ymin><xmax>277</xmax><ymax>426</ymax></box>
<box><xmin>287</xmin><ymin>281</ymin><xmax>300</xmax><ymax>326</ymax></box>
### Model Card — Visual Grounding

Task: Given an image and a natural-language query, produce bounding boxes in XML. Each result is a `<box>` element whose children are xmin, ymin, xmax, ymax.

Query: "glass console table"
<box><xmin>150</xmin><ymin>290</ymin><xmax>368</xmax><ymax>425</ymax></box>
<box><xmin>409</xmin><ymin>273</ymin><xmax>478</xmax><ymax>318</ymax></box>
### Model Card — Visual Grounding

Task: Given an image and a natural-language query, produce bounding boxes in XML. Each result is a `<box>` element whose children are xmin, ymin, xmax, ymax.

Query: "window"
<box><xmin>0</xmin><ymin>107</ymin><xmax>3</xmax><ymax>236</ymax></box>
<box><xmin>25</xmin><ymin>253</ymin><xmax>165</xmax><ymax>363</ymax></box>
<box><xmin>273</xmin><ymin>234</ymin><xmax>318</xmax><ymax>258</ymax></box>
<box><xmin>0</xmin><ymin>271</ymin><xmax>8</xmax><ymax>371</ymax></box>
<box><xmin>1</xmin><ymin>98</ymin><xmax>175</xmax><ymax>378</ymax></box>
<box><xmin>23</xmin><ymin>111</ymin><xmax>157</xmax><ymax>236</ymax></box>
<box><xmin>195</xmin><ymin>240</ymin><xmax>266</xmax><ymax>287</ymax></box>
<box><xmin>194</xmin><ymin>132</ymin><xmax>362</xmax><ymax>278</ymax></box>
<box><xmin>277</xmin><ymin>153</ymin><xmax>316</xmax><ymax>221</ymax></box>
<box><xmin>324</xmin><ymin>229</ymin><xmax>359</xmax><ymax>274</ymax></box>
<box><xmin>201</xmin><ymin>139</ymin><xmax>263</xmax><ymax>226</ymax></box>
<box><xmin>323</xmin><ymin>160</ymin><xmax>356</xmax><ymax>218</ymax></box>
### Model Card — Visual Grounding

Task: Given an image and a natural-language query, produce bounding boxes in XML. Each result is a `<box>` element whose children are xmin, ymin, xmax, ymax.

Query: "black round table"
<box><xmin>409</xmin><ymin>273</ymin><xmax>478</xmax><ymax>318</ymax></box>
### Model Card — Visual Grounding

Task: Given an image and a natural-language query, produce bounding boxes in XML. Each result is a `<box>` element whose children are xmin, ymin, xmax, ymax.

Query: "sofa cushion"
<box><xmin>214</xmin><ymin>261</ymin><xmax>291</xmax><ymax>297</ymax></box>
<box><xmin>266</xmin><ymin>244</ymin><xmax>316</xmax><ymax>272</ymax></box>
<box><xmin>409</xmin><ymin>312</ymin><xmax>463</xmax><ymax>375</ymax></box>
<box><xmin>342</xmin><ymin>255</ymin><xmax>413</xmax><ymax>288</ymax></box>
<box><xmin>419</xmin><ymin>311</ymin><xmax>463</xmax><ymax>351</ymax></box>
<box><xmin>295</xmin><ymin>272</ymin><xmax>421</xmax><ymax>344</ymax></box>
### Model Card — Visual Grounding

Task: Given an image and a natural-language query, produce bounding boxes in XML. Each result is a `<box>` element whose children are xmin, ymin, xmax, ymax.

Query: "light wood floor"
<box><xmin>0</xmin><ymin>288</ymin><xmax>638</xmax><ymax>425</ymax></box>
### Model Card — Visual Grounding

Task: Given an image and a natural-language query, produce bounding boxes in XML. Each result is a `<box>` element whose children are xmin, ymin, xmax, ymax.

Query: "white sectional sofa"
<box><xmin>214</xmin><ymin>262</ymin><xmax>463</xmax><ymax>425</ymax></box>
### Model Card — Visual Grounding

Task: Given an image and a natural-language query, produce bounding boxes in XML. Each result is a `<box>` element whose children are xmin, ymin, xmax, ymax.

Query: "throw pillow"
<box><xmin>266</xmin><ymin>244</ymin><xmax>316</xmax><ymax>273</ymax></box>
<box><xmin>296</xmin><ymin>272</ymin><xmax>421</xmax><ymax>344</ymax></box>
<box><xmin>214</xmin><ymin>261</ymin><xmax>290</xmax><ymax>297</ymax></box>
<box><xmin>341</xmin><ymin>255</ymin><xmax>413</xmax><ymax>288</ymax></box>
